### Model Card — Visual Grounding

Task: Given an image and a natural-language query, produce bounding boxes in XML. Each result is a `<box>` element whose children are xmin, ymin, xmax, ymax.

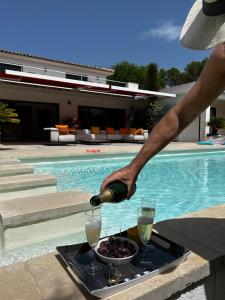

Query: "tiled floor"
<box><xmin>0</xmin><ymin>142</ymin><xmax>224</xmax><ymax>160</ymax></box>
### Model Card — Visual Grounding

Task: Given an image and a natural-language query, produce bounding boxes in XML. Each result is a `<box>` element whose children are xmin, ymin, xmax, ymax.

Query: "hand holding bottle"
<box><xmin>100</xmin><ymin>164</ymin><xmax>138</xmax><ymax>199</ymax></box>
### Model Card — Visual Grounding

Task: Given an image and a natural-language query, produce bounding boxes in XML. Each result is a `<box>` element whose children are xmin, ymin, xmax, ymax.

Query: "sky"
<box><xmin>0</xmin><ymin>0</ymin><xmax>210</xmax><ymax>71</ymax></box>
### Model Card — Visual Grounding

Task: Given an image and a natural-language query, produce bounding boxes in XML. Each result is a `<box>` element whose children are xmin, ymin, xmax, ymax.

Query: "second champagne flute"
<box><xmin>136</xmin><ymin>198</ymin><xmax>156</xmax><ymax>270</ymax></box>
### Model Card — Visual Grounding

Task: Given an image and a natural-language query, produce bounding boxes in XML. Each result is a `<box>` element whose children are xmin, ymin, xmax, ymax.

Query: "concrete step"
<box><xmin>0</xmin><ymin>173</ymin><xmax>57</xmax><ymax>201</ymax></box>
<box><xmin>0</xmin><ymin>158</ymin><xmax>21</xmax><ymax>165</ymax></box>
<box><xmin>0</xmin><ymin>163</ymin><xmax>34</xmax><ymax>176</ymax></box>
<box><xmin>0</xmin><ymin>190</ymin><xmax>92</xmax><ymax>249</ymax></box>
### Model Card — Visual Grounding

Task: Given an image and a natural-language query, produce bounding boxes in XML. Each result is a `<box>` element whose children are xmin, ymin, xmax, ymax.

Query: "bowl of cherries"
<box><xmin>95</xmin><ymin>236</ymin><xmax>139</xmax><ymax>265</ymax></box>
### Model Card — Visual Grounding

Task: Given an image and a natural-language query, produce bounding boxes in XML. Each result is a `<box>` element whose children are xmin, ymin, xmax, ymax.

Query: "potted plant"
<box><xmin>207</xmin><ymin>117</ymin><xmax>225</xmax><ymax>136</ymax></box>
<box><xmin>145</xmin><ymin>99</ymin><xmax>162</xmax><ymax>131</ymax></box>
<box><xmin>0</xmin><ymin>102</ymin><xmax>20</xmax><ymax>143</ymax></box>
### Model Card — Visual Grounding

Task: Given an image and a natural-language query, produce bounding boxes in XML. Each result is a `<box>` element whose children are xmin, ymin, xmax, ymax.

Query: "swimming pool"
<box><xmin>1</xmin><ymin>150</ymin><xmax>225</xmax><ymax>267</ymax></box>
<box><xmin>34</xmin><ymin>150</ymin><xmax>225</xmax><ymax>234</ymax></box>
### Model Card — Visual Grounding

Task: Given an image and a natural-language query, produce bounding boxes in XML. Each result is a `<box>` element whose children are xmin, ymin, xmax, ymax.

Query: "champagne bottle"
<box><xmin>90</xmin><ymin>181</ymin><xmax>135</xmax><ymax>207</ymax></box>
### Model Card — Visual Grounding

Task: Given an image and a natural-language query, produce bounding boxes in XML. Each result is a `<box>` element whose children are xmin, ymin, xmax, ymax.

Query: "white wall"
<box><xmin>159</xmin><ymin>96</ymin><xmax>205</xmax><ymax>142</ymax></box>
<box><xmin>0</xmin><ymin>52</ymin><xmax>112</xmax><ymax>82</ymax></box>
<box><xmin>0</xmin><ymin>82</ymin><xmax>131</xmax><ymax>127</ymax></box>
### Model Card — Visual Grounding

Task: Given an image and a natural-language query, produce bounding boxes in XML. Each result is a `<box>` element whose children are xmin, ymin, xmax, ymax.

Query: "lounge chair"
<box><xmin>43</xmin><ymin>127</ymin><xmax>76</xmax><ymax>144</ymax></box>
<box><xmin>123</xmin><ymin>129</ymin><xmax>148</xmax><ymax>143</ymax></box>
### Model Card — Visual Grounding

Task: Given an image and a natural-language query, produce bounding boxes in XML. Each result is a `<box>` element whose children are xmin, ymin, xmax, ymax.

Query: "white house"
<box><xmin>0</xmin><ymin>49</ymin><xmax>175</xmax><ymax>142</ymax></box>
<box><xmin>160</xmin><ymin>82</ymin><xmax>225</xmax><ymax>142</ymax></box>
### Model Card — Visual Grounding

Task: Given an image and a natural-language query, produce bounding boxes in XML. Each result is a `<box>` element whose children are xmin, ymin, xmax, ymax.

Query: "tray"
<box><xmin>57</xmin><ymin>230</ymin><xmax>190</xmax><ymax>298</ymax></box>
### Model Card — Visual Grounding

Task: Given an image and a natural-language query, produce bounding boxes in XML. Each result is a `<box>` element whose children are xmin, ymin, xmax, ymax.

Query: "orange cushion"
<box><xmin>106</xmin><ymin>127</ymin><xmax>115</xmax><ymax>134</ymax></box>
<box><xmin>55</xmin><ymin>125</ymin><xmax>69</xmax><ymax>135</ymax></box>
<box><xmin>119</xmin><ymin>128</ymin><xmax>129</xmax><ymax>134</ymax></box>
<box><xmin>91</xmin><ymin>126</ymin><xmax>101</xmax><ymax>134</ymax></box>
<box><xmin>134</xmin><ymin>128</ymin><xmax>144</xmax><ymax>135</ymax></box>
<box><xmin>128</xmin><ymin>128</ymin><xmax>136</xmax><ymax>134</ymax></box>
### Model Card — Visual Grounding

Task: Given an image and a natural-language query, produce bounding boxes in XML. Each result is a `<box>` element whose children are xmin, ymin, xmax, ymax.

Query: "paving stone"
<box><xmin>0</xmin><ymin>173</ymin><xmax>57</xmax><ymax>193</ymax></box>
<box><xmin>0</xmin><ymin>190</ymin><xmax>92</xmax><ymax>227</ymax></box>
<box><xmin>0</xmin><ymin>163</ymin><xmax>34</xmax><ymax>176</ymax></box>
<box><xmin>0</xmin><ymin>261</ymin><xmax>43</xmax><ymax>300</ymax></box>
<box><xmin>26</xmin><ymin>253</ymin><xmax>92</xmax><ymax>300</ymax></box>
<box><xmin>0</xmin><ymin>190</ymin><xmax>92</xmax><ymax>249</ymax></box>
<box><xmin>0</xmin><ymin>158</ymin><xmax>21</xmax><ymax>165</ymax></box>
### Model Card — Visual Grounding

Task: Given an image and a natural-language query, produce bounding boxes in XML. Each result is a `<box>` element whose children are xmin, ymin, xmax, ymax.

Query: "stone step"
<box><xmin>0</xmin><ymin>158</ymin><xmax>21</xmax><ymax>165</ymax></box>
<box><xmin>0</xmin><ymin>173</ymin><xmax>57</xmax><ymax>201</ymax></box>
<box><xmin>0</xmin><ymin>163</ymin><xmax>34</xmax><ymax>176</ymax></box>
<box><xmin>0</xmin><ymin>190</ymin><xmax>92</xmax><ymax>249</ymax></box>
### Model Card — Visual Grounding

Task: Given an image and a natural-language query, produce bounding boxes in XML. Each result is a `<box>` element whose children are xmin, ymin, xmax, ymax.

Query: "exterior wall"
<box><xmin>160</xmin><ymin>84</ymin><xmax>225</xmax><ymax>142</ymax></box>
<box><xmin>159</xmin><ymin>95</ymin><xmax>205</xmax><ymax>142</ymax></box>
<box><xmin>176</xmin><ymin>115</ymin><xmax>204</xmax><ymax>142</ymax></box>
<box><xmin>0</xmin><ymin>82</ymin><xmax>131</xmax><ymax>127</ymax></box>
<box><xmin>0</xmin><ymin>52</ymin><xmax>112</xmax><ymax>83</ymax></box>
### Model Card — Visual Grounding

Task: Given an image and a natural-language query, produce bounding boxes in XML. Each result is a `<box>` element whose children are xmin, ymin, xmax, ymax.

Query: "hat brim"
<box><xmin>180</xmin><ymin>0</ymin><xmax>225</xmax><ymax>50</ymax></box>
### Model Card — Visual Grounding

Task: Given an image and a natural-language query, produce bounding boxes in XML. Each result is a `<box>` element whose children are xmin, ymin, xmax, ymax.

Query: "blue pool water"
<box><xmin>34</xmin><ymin>150</ymin><xmax>225</xmax><ymax>234</ymax></box>
<box><xmin>1</xmin><ymin>150</ymin><xmax>225</xmax><ymax>267</ymax></box>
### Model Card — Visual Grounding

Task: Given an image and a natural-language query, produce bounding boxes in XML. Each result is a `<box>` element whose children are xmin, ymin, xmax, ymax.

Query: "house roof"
<box><xmin>0</xmin><ymin>49</ymin><xmax>114</xmax><ymax>73</ymax></box>
<box><xmin>0</xmin><ymin>70</ymin><xmax>176</xmax><ymax>98</ymax></box>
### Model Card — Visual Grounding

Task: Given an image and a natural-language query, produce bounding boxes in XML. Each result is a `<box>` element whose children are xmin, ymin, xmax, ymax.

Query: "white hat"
<box><xmin>180</xmin><ymin>0</ymin><xmax>225</xmax><ymax>50</ymax></box>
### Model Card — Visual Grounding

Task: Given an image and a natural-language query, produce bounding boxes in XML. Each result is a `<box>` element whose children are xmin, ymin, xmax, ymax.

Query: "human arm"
<box><xmin>101</xmin><ymin>44</ymin><xmax>225</xmax><ymax>197</ymax></box>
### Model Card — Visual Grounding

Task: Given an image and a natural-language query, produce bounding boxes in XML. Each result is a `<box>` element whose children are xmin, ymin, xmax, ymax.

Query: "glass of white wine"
<box><xmin>136</xmin><ymin>198</ymin><xmax>156</xmax><ymax>269</ymax></box>
<box><xmin>85</xmin><ymin>207</ymin><xmax>102</xmax><ymax>275</ymax></box>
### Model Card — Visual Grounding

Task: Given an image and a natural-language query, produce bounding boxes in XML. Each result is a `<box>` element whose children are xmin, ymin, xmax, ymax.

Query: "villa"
<box><xmin>1</xmin><ymin>49</ymin><xmax>225</xmax><ymax>144</ymax></box>
<box><xmin>0</xmin><ymin>49</ymin><xmax>175</xmax><ymax>143</ymax></box>
<box><xmin>0</xmin><ymin>50</ymin><xmax>225</xmax><ymax>300</ymax></box>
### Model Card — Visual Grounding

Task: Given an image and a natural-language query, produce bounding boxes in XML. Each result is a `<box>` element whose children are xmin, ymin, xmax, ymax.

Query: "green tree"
<box><xmin>0</xmin><ymin>102</ymin><xmax>20</xmax><ymax>142</ymax></box>
<box><xmin>143</xmin><ymin>63</ymin><xmax>159</xmax><ymax>91</ymax></box>
<box><xmin>158</xmin><ymin>68</ymin><xmax>166</xmax><ymax>89</ymax></box>
<box><xmin>107</xmin><ymin>61</ymin><xmax>145</xmax><ymax>88</ymax></box>
<box><xmin>165</xmin><ymin>67</ymin><xmax>183</xmax><ymax>87</ymax></box>
<box><xmin>182</xmin><ymin>58</ymin><xmax>207</xmax><ymax>83</ymax></box>
<box><xmin>145</xmin><ymin>99</ymin><xmax>162</xmax><ymax>131</ymax></box>
<box><xmin>0</xmin><ymin>102</ymin><xmax>20</xmax><ymax>125</ymax></box>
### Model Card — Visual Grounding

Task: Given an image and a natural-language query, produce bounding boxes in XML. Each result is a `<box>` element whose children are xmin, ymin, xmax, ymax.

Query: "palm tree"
<box><xmin>0</xmin><ymin>102</ymin><xmax>20</xmax><ymax>142</ymax></box>
<box><xmin>207</xmin><ymin>117</ymin><xmax>225</xmax><ymax>135</ymax></box>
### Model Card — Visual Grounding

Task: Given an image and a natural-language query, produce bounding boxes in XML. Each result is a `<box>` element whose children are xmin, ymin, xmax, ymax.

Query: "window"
<box><xmin>66</xmin><ymin>73</ymin><xmax>88</xmax><ymax>81</ymax></box>
<box><xmin>0</xmin><ymin>63</ymin><xmax>22</xmax><ymax>73</ymax></box>
<box><xmin>78</xmin><ymin>106</ymin><xmax>126</xmax><ymax>129</ymax></box>
<box><xmin>210</xmin><ymin>107</ymin><xmax>216</xmax><ymax>118</ymax></box>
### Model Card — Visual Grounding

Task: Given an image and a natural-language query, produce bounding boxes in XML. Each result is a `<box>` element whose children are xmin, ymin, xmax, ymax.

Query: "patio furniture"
<box><xmin>106</xmin><ymin>129</ymin><xmax>124</xmax><ymax>141</ymax></box>
<box><xmin>123</xmin><ymin>129</ymin><xmax>149</xmax><ymax>143</ymax></box>
<box><xmin>43</xmin><ymin>127</ymin><xmax>76</xmax><ymax>145</ymax></box>
<box><xmin>76</xmin><ymin>129</ymin><xmax>108</xmax><ymax>143</ymax></box>
<box><xmin>75</xmin><ymin>128</ymin><xmax>149</xmax><ymax>143</ymax></box>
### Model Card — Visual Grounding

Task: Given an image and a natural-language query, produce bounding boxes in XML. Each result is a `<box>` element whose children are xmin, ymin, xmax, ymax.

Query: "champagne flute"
<box><xmin>136</xmin><ymin>198</ymin><xmax>156</xmax><ymax>269</ymax></box>
<box><xmin>85</xmin><ymin>208</ymin><xmax>102</xmax><ymax>275</ymax></box>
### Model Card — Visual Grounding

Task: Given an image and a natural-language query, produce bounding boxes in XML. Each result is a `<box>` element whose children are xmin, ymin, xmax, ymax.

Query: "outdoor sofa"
<box><xmin>43</xmin><ymin>127</ymin><xmax>76</xmax><ymax>144</ymax></box>
<box><xmin>76</xmin><ymin>128</ymin><xmax>149</xmax><ymax>143</ymax></box>
<box><xmin>43</xmin><ymin>126</ymin><xmax>149</xmax><ymax>144</ymax></box>
<box><xmin>76</xmin><ymin>129</ymin><xmax>108</xmax><ymax>142</ymax></box>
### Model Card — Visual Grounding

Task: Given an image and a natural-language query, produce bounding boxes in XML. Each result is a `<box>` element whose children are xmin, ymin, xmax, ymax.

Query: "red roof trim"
<box><xmin>0</xmin><ymin>72</ymin><xmax>150</xmax><ymax>97</ymax></box>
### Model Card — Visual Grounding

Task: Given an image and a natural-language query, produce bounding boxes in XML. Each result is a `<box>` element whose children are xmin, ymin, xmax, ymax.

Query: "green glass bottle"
<box><xmin>90</xmin><ymin>181</ymin><xmax>133</xmax><ymax>207</ymax></box>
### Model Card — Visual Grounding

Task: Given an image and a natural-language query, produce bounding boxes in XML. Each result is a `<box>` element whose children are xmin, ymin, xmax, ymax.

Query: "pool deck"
<box><xmin>0</xmin><ymin>142</ymin><xmax>225</xmax><ymax>299</ymax></box>
<box><xmin>0</xmin><ymin>141</ymin><xmax>224</xmax><ymax>160</ymax></box>
<box><xmin>0</xmin><ymin>204</ymin><xmax>224</xmax><ymax>300</ymax></box>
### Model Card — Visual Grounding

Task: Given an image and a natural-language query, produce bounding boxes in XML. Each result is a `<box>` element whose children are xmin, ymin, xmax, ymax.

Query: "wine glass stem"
<box><xmin>89</xmin><ymin>249</ymin><xmax>96</xmax><ymax>274</ymax></box>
